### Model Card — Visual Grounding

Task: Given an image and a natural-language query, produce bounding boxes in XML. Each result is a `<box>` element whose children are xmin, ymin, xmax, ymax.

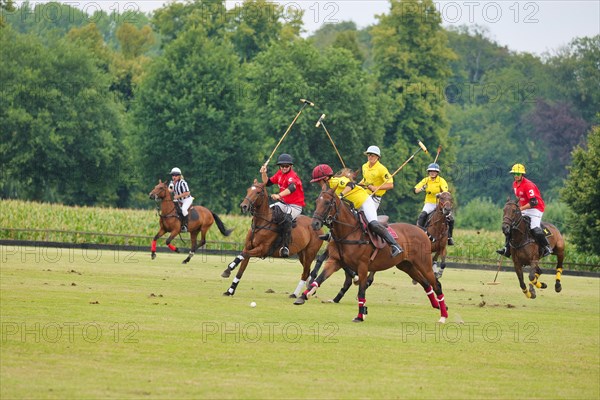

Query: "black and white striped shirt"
<box><xmin>173</xmin><ymin>179</ymin><xmax>190</xmax><ymax>200</ymax></box>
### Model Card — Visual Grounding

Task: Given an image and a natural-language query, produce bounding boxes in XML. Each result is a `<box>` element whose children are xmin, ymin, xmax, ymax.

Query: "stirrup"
<box><xmin>181</xmin><ymin>225</ymin><xmax>188</xmax><ymax>233</ymax></box>
<box><xmin>318</xmin><ymin>233</ymin><xmax>331</xmax><ymax>241</ymax></box>
<box><xmin>390</xmin><ymin>245</ymin><xmax>403</xmax><ymax>257</ymax></box>
<box><xmin>447</xmin><ymin>237</ymin><xmax>454</xmax><ymax>246</ymax></box>
<box><xmin>496</xmin><ymin>247</ymin><xmax>510</xmax><ymax>258</ymax></box>
<box><xmin>280</xmin><ymin>247</ymin><xmax>290</xmax><ymax>258</ymax></box>
<box><xmin>541</xmin><ymin>246</ymin><xmax>552</xmax><ymax>258</ymax></box>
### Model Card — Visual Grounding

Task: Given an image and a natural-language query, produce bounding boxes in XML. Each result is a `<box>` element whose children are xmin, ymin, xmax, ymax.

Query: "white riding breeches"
<box><xmin>179</xmin><ymin>197</ymin><xmax>193</xmax><ymax>216</ymax></box>
<box><xmin>271</xmin><ymin>202</ymin><xmax>303</xmax><ymax>220</ymax></box>
<box><xmin>359</xmin><ymin>196</ymin><xmax>379</xmax><ymax>223</ymax></box>
<box><xmin>421</xmin><ymin>202</ymin><xmax>436</xmax><ymax>214</ymax></box>
<box><xmin>523</xmin><ymin>208</ymin><xmax>543</xmax><ymax>229</ymax></box>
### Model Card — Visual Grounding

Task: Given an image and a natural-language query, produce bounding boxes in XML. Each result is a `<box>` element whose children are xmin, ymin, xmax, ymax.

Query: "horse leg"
<box><xmin>429</xmin><ymin>273</ymin><xmax>448</xmax><ymax>323</ymax></box>
<box><xmin>515</xmin><ymin>262</ymin><xmax>533</xmax><ymax>299</ymax></box>
<box><xmin>438</xmin><ymin>248</ymin><xmax>447</xmax><ymax>279</ymax></box>
<box><xmin>164</xmin><ymin>232</ymin><xmax>180</xmax><ymax>253</ymax></box>
<box><xmin>353</xmin><ymin>268</ymin><xmax>369</xmax><ymax>323</ymax></box>
<box><xmin>555</xmin><ymin>243</ymin><xmax>564</xmax><ymax>293</ymax></box>
<box><xmin>294</xmin><ymin>259</ymin><xmax>340</xmax><ymax>305</ymax></box>
<box><xmin>182</xmin><ymin>231</ymin><xmax>198</xmax><ymax>264</ymax></box>
<box><xmin>529</xmin><ymin>265</ymin><xmax>547</xmax><ymax>290</ymax></box>
<box><xmin>291</xmin><ymin>251</ymin><xmax>312</xmax><ymax>299</ymax></box>
<box><xmin>223</xmin><ymin>256</ymin><xmax>250</xmax><ymax>296</ymax></box>
<box><xmin>222</xmin><ymin>254</ymin><xmax>245</xmax><ymax>278</ymax></box>
<box><xmin>151</xmin><ymin>229</ymin><xmax>166</xmax><ymax>260</ymax></box>
<box><xmin>329</xmin><ymin>270</ymin><xmax>355</xmax><ymax>303</ymax></box>
<box><xmin>197</xmin><ymin>227</ymin><xmax>208</xmax><ymax>249</ymax></box>
<box><xmin>309</xmin><ymin>250</ymin><xmax>328</xmax><ymax>284</ymax></box>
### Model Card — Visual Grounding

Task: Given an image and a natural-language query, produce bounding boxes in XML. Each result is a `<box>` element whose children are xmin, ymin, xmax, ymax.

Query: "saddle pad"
<box><xmin>542</xmin><ymin>225</ymin><xmax>552</xmax><ymax>237</ymax></box>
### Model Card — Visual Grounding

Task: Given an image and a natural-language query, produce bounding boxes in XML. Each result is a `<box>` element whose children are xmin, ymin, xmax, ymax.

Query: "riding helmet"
<box><xmin>364</xmin><ymin>145</ymin><xmax>381</xmax><ymax>158</ymax></box>
<box><xmin>310</xmin><ymin>164</ymin><xmax>334</xmax><ymax>183</ymax></box>
<box><xmin>170</xmin><ymin>167</ymin><xmax>182</xmax><ymax>176</ymax></box>
<box><xmin>427</xmin><ymin>163</ymin><xmax>440</xmax><ymax>172</ymax></box>
<box><xmin>510</xmin><ymin>163</ymin><xmax>526</xmax><ymax>174</ymax></box>
<box><xmin>276</xmin><ymin>153</ymin><xmax>294</xmax><ymax>165</ymax></box>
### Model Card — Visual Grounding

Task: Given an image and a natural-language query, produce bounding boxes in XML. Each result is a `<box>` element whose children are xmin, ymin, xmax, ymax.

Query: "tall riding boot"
<box><xmin>447</xmin><ymin>216</ymin><xmax>455</xmax><ymax>245</ymax></box>
<box><xmin>496</xmin><ymin>234</ymin><xmax>511</xmax><ymax>258</ymax></box>
<box><xmin>181</xmin><ymin>214</ymin><xmax>188</xmax><ymax>232</ymax></box>
<box><xmin>368</xmin><ymin>221</ymin><xmax>403</xmax><ymax>257</ymax></box>
<box><xmin>416</xmin><ymin>211</ymin><xmax>428</xmax><ymax>230</ymax></box>
<box><xmin>279</xmin><ymin>214</ymin><xmax>293</xmax><ymax>258</ymax></box>
<box><xmin>532</xmin><ymin>227</ymin><xmax>552</xmax><ymax>257</ymax></box>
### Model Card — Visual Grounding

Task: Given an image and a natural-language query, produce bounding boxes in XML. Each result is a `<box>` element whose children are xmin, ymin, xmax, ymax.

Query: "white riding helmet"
<box><xmin>364</xmin><ymin>145</ymin><xmax>381</xmax><ymax>158</ymax></box>
<box><xmin>170</xmin><ymin>167</ymin><xmax>182</xmax><ymax>176</ymax></box>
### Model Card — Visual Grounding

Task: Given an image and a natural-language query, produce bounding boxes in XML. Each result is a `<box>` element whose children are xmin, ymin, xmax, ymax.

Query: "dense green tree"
<box><xmin>133</xmin><ymin>24</ymin><xmax>258</xmax><ymax>213</ymax></box>
<box><xmin>561</xmin><ymin>125</ymin><xmax>600</xmax><ymax>254</ymax></box>
<box><xmin>370</xmin><ymin>0</ymin><xmax>457</xmax><ymax>220</ymax></box>
<box><xmin>0</xmin><ymin>27</ymin><xmax>127</xmax><ymax>205</ymax></box>
<box><xmin>242</xmin><ymin>39</ymin><xmax>386</xmax><ymax>213</ymax></box>
<box><xmin>0</xmin><ymin>0</ymin><xmax>15</xmax><ymax>27</ymax></box>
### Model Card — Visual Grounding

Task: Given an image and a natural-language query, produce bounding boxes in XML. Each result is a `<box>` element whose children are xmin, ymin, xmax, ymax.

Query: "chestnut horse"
<box><xmin>295</xmin><ymin>187</ymin><xmax>448</xmax><ymax>323</ymax></box>
<box><xmin>149</xmin><ymin>180</ymin><xmax>232</xmax><ymax>264</ymax></box>
<box><xmin>426</xmin><ymin>191</ymin><xmax>453</xmax><ymax>279</ymax></box>
<box><xmin>502</xmin><ymin>199</ymin><xmax>565</xmax><ymax>298</ymax></box>
<box><xmin>221</xmin><ymin>180</ymin><xmax>324</xmax><ymax>298</ymax></box>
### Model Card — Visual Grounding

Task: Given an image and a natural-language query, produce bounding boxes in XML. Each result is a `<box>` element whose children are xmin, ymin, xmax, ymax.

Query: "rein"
<box><xmin>503</xmin><ymin>203</ymin><xmax>534</xmax><ymax>250</ymax></box>
<box><xmin>313</xmin><ymin>190</ymin><xmax>369</xmax><ymax>246</ymax></box>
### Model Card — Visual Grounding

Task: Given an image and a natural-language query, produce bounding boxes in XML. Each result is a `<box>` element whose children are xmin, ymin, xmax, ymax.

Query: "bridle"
<box><xmin>503</xmin><ymin>201</ymin><xmax>524</xmax><ymax>232</ymax></box>
<box><xmin>313</xmin><ymin>189</ymin><xmax>367</xmax><ymax>244</ymax></box>
<box><xmin>151</xmin><ymin>184</ymin><xmax>178</xmax><ymax>219</ymax></box>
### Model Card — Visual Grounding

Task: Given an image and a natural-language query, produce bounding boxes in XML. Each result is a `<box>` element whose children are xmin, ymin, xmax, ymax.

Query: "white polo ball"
<box><xmin>250</xmin><ymin>301</ymin><xmax>257</xmax><ymax>308</ymax></box>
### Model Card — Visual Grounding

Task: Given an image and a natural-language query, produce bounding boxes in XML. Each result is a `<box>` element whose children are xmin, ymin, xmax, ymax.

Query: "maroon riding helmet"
<box><xmin>310</xmin><ymin>164</ymin><xmax>334</xmax><ymax>183</ymax></box>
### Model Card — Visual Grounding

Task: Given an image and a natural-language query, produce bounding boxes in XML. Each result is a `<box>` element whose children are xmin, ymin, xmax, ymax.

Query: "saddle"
<box><xmin>356</xmin><ymin>212</ymin><xmax>398</xmax><ymax>249</ymax></box>
<box><xmin>523</xmin><ymin>216</ymin><xmax>553</xmax><ymax>237</ymax></box>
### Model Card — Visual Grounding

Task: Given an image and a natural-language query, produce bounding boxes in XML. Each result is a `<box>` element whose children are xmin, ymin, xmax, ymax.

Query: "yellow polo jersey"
<box><xmin>329</xmin><ymin>177</ymin><xmax>369</xmax><ymax>209</ymax></box>
<box><xmin>415</xmin><ymin>176</ymin><xmax>449</xmax><ymax>204</ymax></box>
<box><xmin>359</xmin><ymin>161</ymin><xmax>393</xmax><ymax>197</ymax></box>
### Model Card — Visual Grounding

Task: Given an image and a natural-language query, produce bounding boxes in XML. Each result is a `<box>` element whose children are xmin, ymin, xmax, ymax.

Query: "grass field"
<box><xmin>1</xmin><ymin>246</ymin><xmax>598</xmax><ymax>399</ymax></box>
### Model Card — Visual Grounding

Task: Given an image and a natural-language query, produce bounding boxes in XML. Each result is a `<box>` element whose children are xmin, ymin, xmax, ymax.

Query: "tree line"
<box><xmin>1</xmin><ymin>0</ymin><xmax>598</xmax><ymax>254</ymax></box>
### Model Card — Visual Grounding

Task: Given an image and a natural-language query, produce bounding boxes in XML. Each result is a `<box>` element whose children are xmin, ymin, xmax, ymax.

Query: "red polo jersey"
<box><xmin>270</xmin><ymin>169</ymin><xmax>305</xmax><ymax>207</ymax></box>
<box><xmin>513</xmin><ymin>177</ymin><xmax>545</xmax><ymax>212</ymax></box>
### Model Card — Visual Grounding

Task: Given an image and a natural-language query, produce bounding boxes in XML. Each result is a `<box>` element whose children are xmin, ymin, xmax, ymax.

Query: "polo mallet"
<box><xmin>370</xmin><ymin>140</ymin><xmax>428</xmax><ymax>194</ymax></box>
<box><xmin>433</xmin><ymin>145</ymin><xmax>442</xmax><ymax>163</ymax></box>
<box><xmin>263</xmin><ymin>98</ymin><xmax>315</xmax><ymax>168</ymax></box>
<box><xmin>315</xmin><ymin>114</ymin><xmax>346</xmax><ymax>168</ymax></box>
<box><xmin>487</xmin><ymin>256</ymin><xmax>503</xmax><ymax>285</ymax></box>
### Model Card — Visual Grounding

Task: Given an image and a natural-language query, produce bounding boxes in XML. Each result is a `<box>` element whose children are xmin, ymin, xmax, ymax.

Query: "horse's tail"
<box><xmin>212</xmin><ymin>212</ymin><xmax>233</xmax><ymax>237</ymax></box>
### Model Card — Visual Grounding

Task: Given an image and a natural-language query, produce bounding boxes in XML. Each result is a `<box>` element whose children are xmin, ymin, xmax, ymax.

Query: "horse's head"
<box><xmin>436</xmin><ymin>191</ymin><xmax>453</xmax><ymax>216</ymax></box>
<box><xmin>240</xmin><ymin>179</ymin><xmax>267</xmax><ymax>214</ymax></box>
<box><xmin>502</xmin><ymin>198</ymin><xmax>522</xmax><ymax>235</ymax></box>
<box><xmin>311</xmin><ymin>188</ymin><xmax>338</xmax><ymax>231</ymax></box>
<box><xmin>149</xmin><ymin>180</ymin><xmax>171</xmax><ymax>201</ymax></box>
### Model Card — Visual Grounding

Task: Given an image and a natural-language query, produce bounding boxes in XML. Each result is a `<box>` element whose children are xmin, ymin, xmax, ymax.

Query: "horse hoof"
<box><xmin>438</xmin><ymin>317</ymin><xmax>447</xmax><ymax>324</ymax></box>
<box><xmin>411</xmin><ymin>279</ymin><xmax>418</xmax><ymax>285</ymax></box>
<box><xmin>540</xmin><ymin>282</ymin><xmax>548</xmax><ymax>289</ymax></box>
<box><xmin>182</xmin><ymin>259</ymin><xmax>189</xmax><ymax>264</ymax></box>
<box><xmin>222</xmin><ymin>291</ymin><xmax>233</xmax><ymax>296</ymax></box>
<box><xmin>555</xmin><ymin>282</ymin><xmax>562</xmax><ymax>293</ymax></box>
<box><xmin>221</xmin><ymin>269</ymin><xmax>231</xmax><ymax>278</ymax></box>
<box><xmin>151</xmin><ymin>253</ymin><xmax>156</xmax><ymax>260</ymax></box>
<box><xmin>293</xmin><ymin>297</ymin><xmax>305</xmax><ymax>305</ymax></box>
<box><xmin>289</xmin><ymin>294</ymin><xmax>297</xmax><ymax>298</ymax></box>
<box><xmin>352</xmin><ymin>317</ymin><xmax>364</xmax><ymax>323</ymax></box>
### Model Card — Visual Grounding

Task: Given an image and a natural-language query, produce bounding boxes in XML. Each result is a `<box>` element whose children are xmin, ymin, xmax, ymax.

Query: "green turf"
<box><xmin>1</xmin><ymin>246</ymin><xmax>598</xmax><ymax>399</ymax></box>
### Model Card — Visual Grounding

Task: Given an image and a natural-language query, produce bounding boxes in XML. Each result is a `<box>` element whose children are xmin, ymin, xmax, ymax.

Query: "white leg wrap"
<box><xmin>293</xmin><ymin>280</ymin><xmax>306</xmax><ymax>297</ymax></box>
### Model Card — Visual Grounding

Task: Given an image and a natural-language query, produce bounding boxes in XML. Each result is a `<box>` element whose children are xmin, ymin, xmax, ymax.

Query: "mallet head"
<box><xmin>418</xmin><ymin>140</ymin><xmax>428</xmax><ymax>153</ymax></box>
<box><xmin>316</xmin><ymin>114</ymin><xmax>326</xmax><ymax>128</ymax></box>
<box><xmin>300</xmin><ymin>98</ymin><xmax>315</xmax><ymax>107</ymax></box>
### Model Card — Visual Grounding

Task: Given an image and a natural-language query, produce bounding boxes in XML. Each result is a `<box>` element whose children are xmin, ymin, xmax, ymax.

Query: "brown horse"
<box><xmin>295</xmin><ymin>187</ymin><xmax>448</xmax><ymax>323</ymax></box>
<box><xmin>502</xmin><ymin>199</ymin><xmax>565</xmax><ymax>298</ymax></box>
<box><xmin>426</xmin><ymin>191</ymin><xmax>453</xmax><ymax>279</ymax></box>
<box><xmin>149</xmin><ymin>180</ymin><xmax>232</xmax><ymax>264</ymax></box>
<box><xmin>221</xmin><ymin>180</ymin><xmax>324</xmax><ymax>297</ymax></box>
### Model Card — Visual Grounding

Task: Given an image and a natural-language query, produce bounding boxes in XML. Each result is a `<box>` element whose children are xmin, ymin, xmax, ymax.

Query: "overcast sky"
<box><xmin>17</xmin><ymin>1</ymin><xmax>600</xmax><ymax>55</ymax></box>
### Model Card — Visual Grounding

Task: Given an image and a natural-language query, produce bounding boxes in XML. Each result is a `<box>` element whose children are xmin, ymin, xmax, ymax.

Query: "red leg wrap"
<box><xmin>168</xmin><ymin>243</ymin><xmax>177</xmax><ymax>252</ymax></box>
<box><xmin>151</xmin><ymin>240</ymin><xmax>157</xmax><ymax>252</ymax></box>
<box><xmin>425</xmin><ymin>285</ymin><xmax>439</xmax><ymax>308</ymax></box>
<box><xmin>437</xmin><ymin>294</ymin><xmax>448</xmax><ymax>318</ymax></box>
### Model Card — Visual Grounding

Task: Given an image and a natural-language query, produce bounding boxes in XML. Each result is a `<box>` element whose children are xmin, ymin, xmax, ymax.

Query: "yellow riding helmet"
<box><xmin>510</xmin><ymin>164</ymin><xmax>526</xmax><ymax>174</ymax></box>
